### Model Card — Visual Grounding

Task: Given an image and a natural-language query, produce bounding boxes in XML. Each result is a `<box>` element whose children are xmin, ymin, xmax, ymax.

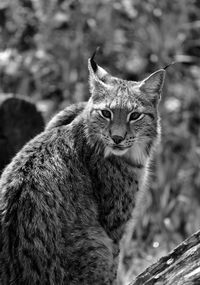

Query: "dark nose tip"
<box><xmin>111</xmin><ymin>135</ymin><xmax>124</xmax><ymax>145</ymax></box>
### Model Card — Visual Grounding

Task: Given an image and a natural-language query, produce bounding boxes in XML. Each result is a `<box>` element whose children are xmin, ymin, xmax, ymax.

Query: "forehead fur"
<box><xmin>92</xmin><ymin>77</ymin><xmax>153</xmax><ymax>110</ymax></box>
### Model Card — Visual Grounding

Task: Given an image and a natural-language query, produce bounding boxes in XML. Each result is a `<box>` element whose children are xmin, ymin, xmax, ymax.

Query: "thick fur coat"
<box><xmin>0</xmin><ymin>57</ymin><xmax>165</xmax><ymax>284</ymax></box>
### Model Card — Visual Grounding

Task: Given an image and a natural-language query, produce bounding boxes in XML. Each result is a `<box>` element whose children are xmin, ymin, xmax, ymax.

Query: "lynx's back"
<box><xmin>0</xmin><ymin>55</ymin><xmax>165</xmax><ymax>284</ymax></box>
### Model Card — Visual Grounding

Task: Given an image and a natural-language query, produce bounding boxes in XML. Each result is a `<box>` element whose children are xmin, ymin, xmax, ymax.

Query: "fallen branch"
<box><xmin>130</xmin><ymin>229</ymin><xmax>200</xmax><ymax>285</ymax></box>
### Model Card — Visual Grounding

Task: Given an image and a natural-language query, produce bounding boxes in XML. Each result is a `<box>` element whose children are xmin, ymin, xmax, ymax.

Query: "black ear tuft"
<box><xmin>90</xmin><ymin>47</ymin><xmax>100</xmax><ymax>72</ymax></box>
<box><xmin>163</xmin><ymin>61</ymin><xmax>177</xmax><ymax>70</ymax></box>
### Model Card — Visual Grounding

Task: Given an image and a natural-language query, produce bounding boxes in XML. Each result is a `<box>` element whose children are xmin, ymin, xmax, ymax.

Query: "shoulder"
<box><xmin>0</xmin><ymin>127</ymin><xmax>71</xmax><ymax>185</ymax></box>
<box><xmin>46</xmin><ymin>102</ymin><xmax>87</xmax><ymax>130</ymax></box>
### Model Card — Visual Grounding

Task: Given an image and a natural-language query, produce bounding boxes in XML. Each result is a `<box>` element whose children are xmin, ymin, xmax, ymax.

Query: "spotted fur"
<box><xmin>0</xmin><ymin>58</ymin><xmax>165</xmax><ymax>284</ymax></box>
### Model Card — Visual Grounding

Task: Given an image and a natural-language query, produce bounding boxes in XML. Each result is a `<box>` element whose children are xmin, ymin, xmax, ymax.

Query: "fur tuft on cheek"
<box><xmin>126</xmin><ymin>141</ymin><xmax>148</xmax><ymax>166</ymax></box>
<box><xmin>84</xmin><ymin>111</ymin><xmax>111</xmax><ymax>154</ymax></box>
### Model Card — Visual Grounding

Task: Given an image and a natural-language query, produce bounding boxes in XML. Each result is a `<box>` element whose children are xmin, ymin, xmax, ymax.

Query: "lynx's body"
<box><xmin>0</xmin><ymin>55</ymin><xmax>165</xmax><ymax>284</ymax></box>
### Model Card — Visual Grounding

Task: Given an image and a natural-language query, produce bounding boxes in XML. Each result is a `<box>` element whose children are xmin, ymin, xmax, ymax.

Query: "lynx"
<box><xmin>0</xmin><ymin>53</ymin><xmax>165</xmax><ymax>284</ymax></box>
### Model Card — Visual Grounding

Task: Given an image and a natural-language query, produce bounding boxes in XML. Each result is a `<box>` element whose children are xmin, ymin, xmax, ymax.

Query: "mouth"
<box><xmin>104</xmin><ymin>145</ymin><xmax>131</xmax><ymax>157</ymax></box>
<box><xmin>112</xmin><ymin>145</ymin><xmax>131</xmax><ymax>150</ymax></box>
<box><xmin>109</xmin><ymin>145</ymin><xmax>131</xmax><ymax>156</ymax></box>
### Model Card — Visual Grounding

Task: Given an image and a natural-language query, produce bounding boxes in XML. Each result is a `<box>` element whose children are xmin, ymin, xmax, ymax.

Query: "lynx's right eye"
<box><xmin>100</xmin><ymin>109</ymin><xmax>112</xmax><ymax>120</ymax></box>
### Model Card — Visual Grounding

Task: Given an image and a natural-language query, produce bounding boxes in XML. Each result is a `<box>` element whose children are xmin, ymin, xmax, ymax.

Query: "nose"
<box><xmin>111</xmin><ymin>135</ymin><xmax>124</xmax><ymax>145</ymax></box>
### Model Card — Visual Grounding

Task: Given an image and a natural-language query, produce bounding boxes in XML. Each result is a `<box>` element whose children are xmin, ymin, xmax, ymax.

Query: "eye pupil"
<box><xmin>129</xmin><ymin>112</ymin><xmax>140</xmax><ymax>121</ymax></box>
<box><xmin>101</xmin><ymin>110</ymin><xmax>111</xmax><ymax>119</ymax></box>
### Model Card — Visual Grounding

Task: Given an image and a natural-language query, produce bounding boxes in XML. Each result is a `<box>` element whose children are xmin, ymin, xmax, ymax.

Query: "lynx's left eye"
<box><xmin>129</xmin><ymin>112</ymin><xmax>143</xmax><ymax>122</ymax></box>
<box><xmin>100</xmin><ymin>109</ymin><xmax>112</xmax><ymax>119</ymax></box>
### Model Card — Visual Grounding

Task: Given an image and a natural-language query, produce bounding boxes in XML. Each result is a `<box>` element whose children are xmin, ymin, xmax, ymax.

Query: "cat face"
<box><xmin>85</xmin><ymin>56</ymin><xmax>165</xmax><ymax>164</ymax></box>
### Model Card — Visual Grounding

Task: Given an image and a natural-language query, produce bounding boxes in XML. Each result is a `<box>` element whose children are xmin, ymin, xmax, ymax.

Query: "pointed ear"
<box><xmin>139</xmin><ymin>69</ymin><xmax>165</xmax><ymax>100</ymax></box>
<box><xmin>88</xmin><ymin>57</ymin><xmax>108</xmax><ymax>80</ymax></box>
<box><xmin>88</xmin><ymin>58</ymin><xmax>111</xmax><ymax>91</ymax></box>
<box><xmin>88</xmin><ymin>49</ymin><xmax>112</xmax><ymax>93</ymax></box>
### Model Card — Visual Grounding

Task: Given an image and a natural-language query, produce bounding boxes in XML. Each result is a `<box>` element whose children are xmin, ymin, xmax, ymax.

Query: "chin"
<box><xmin>104</xmin><ymin>146</ymin><xmax>129</xmax><ymax>157</ymax></box>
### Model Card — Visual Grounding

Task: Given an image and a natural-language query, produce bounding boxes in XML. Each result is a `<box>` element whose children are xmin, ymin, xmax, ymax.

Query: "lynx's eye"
<box><xmin>129</xmin><ymin>112</ymin><xmax>143</xmax><ymax>122</ymax></box>
<box><xmin>100</xmin><ymin>109</ymin><xmax>112</xmax><ymax>120</ymax></box>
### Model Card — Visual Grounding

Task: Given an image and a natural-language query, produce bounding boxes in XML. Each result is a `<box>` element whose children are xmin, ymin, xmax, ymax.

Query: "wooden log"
<box><xmin>130</xmin><ymin>229</ymin><xmax>200</xmax><ymax>285</ymax></box>
<box><xmin>0</xmin><ymin>95</ymin><xmax>44</xmax><ymax>173</ymax></box>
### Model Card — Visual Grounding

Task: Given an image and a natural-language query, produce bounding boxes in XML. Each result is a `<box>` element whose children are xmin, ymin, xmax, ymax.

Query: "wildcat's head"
<box><xmin>85</xmin><ymin>55</ymin><xmax>165</xmax><ymax>166</ymax></box>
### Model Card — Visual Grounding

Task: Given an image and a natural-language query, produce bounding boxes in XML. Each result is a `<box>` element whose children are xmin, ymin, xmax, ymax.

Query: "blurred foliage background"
<box><xmin>0</xmin><ymin>0</ymin><xmax>200</xmax><ymax>281</ymax></box>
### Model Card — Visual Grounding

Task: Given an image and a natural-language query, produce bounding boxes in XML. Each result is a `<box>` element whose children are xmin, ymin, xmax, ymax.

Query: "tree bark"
<box><xmin>0</xmin><ymin>95</ymin><xmax>44</xmax><ymax>173</ymax></box>
<box><xmin>130</xmin><ymin>230</ymin><xmax>200</xmax><ymax>285</ymax></box>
